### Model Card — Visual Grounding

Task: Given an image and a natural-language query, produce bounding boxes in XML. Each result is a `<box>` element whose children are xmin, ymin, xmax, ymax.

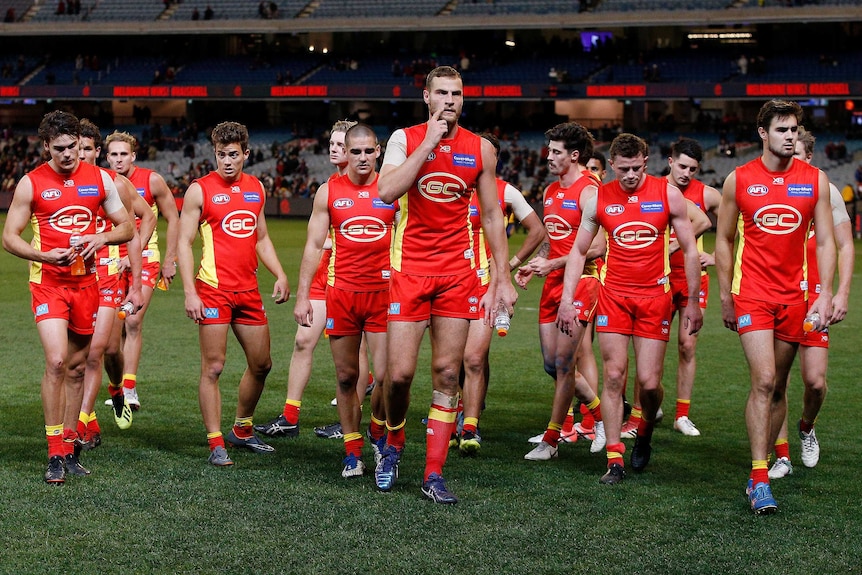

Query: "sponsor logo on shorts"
<box><xmin>204</xmin><ymin>308</ymin><xmax>219</xmax><ymax>319</ymax></box>
<box><xmin>35</xmin><ymin>303</ymin><xmax>49</xmax><ymax>317</ymax></box>
<box><xmin>737</xmin><ymin>313</ymin><xmax>752</xmax><ymax>328</ymax></box>
<box><xmin>243</xmin><ymin>192</ymin><xmax>261</xmax><ymax>203</ymax></box>
<box><xmin>453</xmin><ymin>154</ymin><xmax>476</xmax><ymax>168</ymax></box>
<box><xmin>573</xmin><ymin>300</ymin><xmax>583</xmax><ymax>308</ymax></box>
<box><xmin>561</xmin><ymin>199</ymin><xmax>578</xmax><ymax>210</ymax></box>
<box><xmin>469</xmin><ymin>305</ymin><xmax>477</xmax><ymax>313</ymax></box>
<box><xmin>468</xmin><ymin>296</ymin><xmax>479</xmax><ymax>304</ymax></box>
<box><xmin>372</xmin><ymin>198</ymin><xmax>394</xmax><ymax>210</ymax></box>
<box><xmin>333</xmin><ymin>198</ymin><xmax>354</xmax><ymax>209</ymax></box>
<box><xmin>77</xmin><ymin>185</ymin><xmax>98</xmax><ymax>197</ymax></box>
<box><xmin>597</xmin><ymin>315</ymin><xmax>608</xmax><ymax>326</ymax></box>
<box><xmin>605</xmin><ymin>204</ymin><xmax>624</xmax><ymax>215</ymax></box>
<box><xmin>417</xmin><ymin>172</ymin><xmax>467</xmax><ymax>203</ymax></box>
<box><xmin>463</xmin><ymin>248</ymin><xmax>474</xmax><ymax>260</ymax></box>
<box><xmin>640</xmin><ymin>201</ymin><xmax>664</xmax><ymax>213</ymax></box>
<box><xmin>221</xmin><ymin>210</ymin><xmax>258</xmax><ymax>238</ymax></box>
<box><xmin>752</xmin><ymin>204</ymin><xmax>802</xmax><ymax>235</ymax></box>
<box><xmin>41</xmin><ymin>189</ymin><xmax>62</xmax><ymax>200</ymax></box>
<box><xmin>787</xmin><ymin>184</ymin><xmax>813</xmax><ymax>197</ymax></box>
<box><xmin>212</xmin><ymin>193</ymin><xmax>230</xmax><ymax>204</ymax></box>
<box><xmin>747</xmin><ymin>184</ymin><xmax>768</xmax><ymax>197</ymax></box>
<box><xmin>388</xmin><ymin>303</ymin><xmax>401</xmax><ymax>316</ymax></box>
<box><xmin>326</xmin><ymin>318</ymin><xmax>334</xmax><ymax>329</ymax></box>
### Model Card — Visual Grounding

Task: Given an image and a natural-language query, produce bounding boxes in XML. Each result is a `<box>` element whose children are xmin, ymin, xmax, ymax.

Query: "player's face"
<box><xmin>106</xmin><ymin>141</ymin><xmax>136</xmax><ymax>176</ymax></box>
<box><xmin>45</xmin><ymin>134</ymin><xmax>80</xmax><ymax>174</ymax></box>
<box><xmin>793</xmin><ymin>141</ymin><xmax>813</xmax><ymax>164</ymax></box>
<box><xmin>611</xmin><ymin>153</ymin><xmax>647</xmax><ymax>192</ymax></box>
<box><xmin>547</xmin><ymin>140</ymin><xmax>576</xmax><ymax>177</ymax></box>
<box><xmin>346</xmin><ymin>134</ymin><xmax>379</xmax><ymax>178</ymax></box>
<box><xmin>586</xmin><ymin>158</ymin><xmax>605</xmax><ymax>181</ymax></box>
<box><xmin>668</xmin><ymin>153</ymin><xmax>699</xmax><ymax>188</ymax></box>
<box><xmin>329</xmin><ymin>130</ymin><xmax>347</xmax><ymax>168</ymax></box>
<box><xmin>214</xmin><ymin>142</ymin><xmax>248</xmax><ymax>181</ymax></box>
<box><xmin>761</xmin><ymin>115</ymin><xmax>798</xmax><ymax>159</ymax></box>
<box><xmin>79</xmin><ymin>137</ymin><xmax>100</xmax><ymax>166</ymax></box>
<box><xmin>424</xmin><ymin>76</ymin><xmax>463</xmax><ymax>130</ymax></box>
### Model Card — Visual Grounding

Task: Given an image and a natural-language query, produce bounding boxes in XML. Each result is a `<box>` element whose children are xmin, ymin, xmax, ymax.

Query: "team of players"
<box><xmin>3</xmin><ymin>85</ymin><xmax>850</xmax><ymax>513</ymax></box>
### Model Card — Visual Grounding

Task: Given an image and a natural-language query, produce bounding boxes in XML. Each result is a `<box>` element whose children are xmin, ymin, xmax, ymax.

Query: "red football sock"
<box><xmin>282</xmin><ymin>399</ymin><xmax>301</xmax><ymax>424</ymax></box>
<box><xmin>676</xmin><ymin>399</ymin><xmax>691</xmax><ymax>420</ymax></box>
<box><xmin>579</xmin><ymin>402</ymin><xmax>595</xmax><ymax>429</ymax></box>
<box><xmin>607</xmin><ymin>442</ymin><xmax>625</xmax><ymax>468</ymax></box>
<box><xmin>122</xmin><ymin>374</ymin><xmax>136</xmax><ymax>390</ymax></box>
<box><xmin>424</xmin><ymin>395</ymin><xmax>458</xmax><ymax>481</ymax></box>
<box><xmin>774</xmin><ymin>439</ymin><xmax>790</xmax><ymax>461</ymax></box>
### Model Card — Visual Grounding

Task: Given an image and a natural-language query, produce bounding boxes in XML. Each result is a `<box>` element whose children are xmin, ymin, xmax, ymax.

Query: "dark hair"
<box><xmin>480</xmin><ymin>132</ymin><xmax>501</xmax><ymax>156</ymax></box>
<box><xmin>590</xmin><ymin>151</ymin><xmax>606</xmax><ymax>171</ymax></box>
<box><xmin>670</xmin><ymin>137</ymin><xmax>703</xmax><ymax>163</ymax></box>
<box><xmin>544</xmin><ymin>122</ymin><xmax>594</xmax><ymax>163</ymax></box>
<box><xmin>344</xmin><ymin>123</ymin><xmax>377</xmax><ymax>147</ymax></box>
<box><xmin>211</xmin><ymin>121</ymin><xmax>249</xmax><ymax>152</ymax></box>
<box><xmin>79</xmin><ymin>118</ymin><xmax>102</xmax><ymax>149</ymax></box>
<box><xmin>756</xmin><ymin>99</ymin><xmax>803</xmax><ymax>131</ymax></box>
<box><xmin>38</xmin><ymin>110</ymin><xmax>79</xmax><ymax>144</ymax></box>
<box><xmin>608</xmin><ymin>133</ymin><xmax>648</xmax><ymax>160</ymax></box>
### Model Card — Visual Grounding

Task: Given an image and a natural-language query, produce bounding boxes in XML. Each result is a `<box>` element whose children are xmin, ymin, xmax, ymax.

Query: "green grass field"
<box><xmin>1</xmin><ymin>216</ymin><xmax>861</xmax><ymax>574</ymax></box>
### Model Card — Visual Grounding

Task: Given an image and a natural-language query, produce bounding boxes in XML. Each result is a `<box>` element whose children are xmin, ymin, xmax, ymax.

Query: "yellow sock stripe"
<box><xmin>386</xmin><ymin>419</ymin><xmax>406</xmax><ymax>432</ymax></box>
<box><xmin>207</xmin><ymin>431</ymin><xmax>223</xmax><ymax>440</ymax></box>
<box><xmin>343</xmin><ymin>432</ymin><xmax>363</xmax><ymax>444</ymax></box>
<box><xmin>122</xmin><ymin>373</ymin><xmax>137</xmax><ymax>382</ymax></box>
<box><xmin>677</xmin><ymin>399</ymin><xmax>691</xmax><ymax>405</ymax></box>
<box><xmin>774</xmin><ymin>438</ymin><xmax>789</xmax><ymax>447</ymax></box>
<box><xmin>752</xmin><ymin>459</ymin><xmax>768</xmax><ymax>471</ymax></box>
<box><xmin>566</xmin><ymin>406</ymin><xmax>575</xmax><ymax>417</ymax></box>
<box><xmin>547</xmin><ymin>422</ymin><xmax>563</xmax><ymax>432</ymax></box>
<box><xmin>428</xmin><ymin>407</ymin><xmax>458</xmax><ymax>424</ymax></box>
<box><xmin>586</xmin><ymin>397</ymin><xmax>601</xmax><ymax>411</ymax></box>
<box><xmin>631</xmin><ymin>407</ymin><xmax>643</xmax><ymax>418</ymax></box>
<box><xmin>45</xmin><ymin>424</ymin><xmax>63</xmax><ymax>436</ymax></box>
<box><xmin>463</xmin><ymin>417</ymin><xmax>479</xmax><ymax>428</ymax></box>
<box><xmin>234</xmin><ymin>417</ymin><xmax>253</xmax><ymax>428</ymax></box>
<box><xmin>88</xmin><ymin>411</ymin><xmax>97</xmax><ymax>420</ymax></box>
<box><xmin>78</xmin><ymin>411</ymin><xmax>90</xmax><ymax>425</ymax></box>
<box><xmin>370</xmin><ymin>415</ymin><xmax>385</xmax><ymax>426</ymax></box>
<box><xmin>285</xmin><ymin>399</ymin><xmax>301</xmax><ymax>408</ymax></box>
<box><xmin>606</xmin><ymin>450</ymin><xmax>623</xmax><ymax>463</ymax></box>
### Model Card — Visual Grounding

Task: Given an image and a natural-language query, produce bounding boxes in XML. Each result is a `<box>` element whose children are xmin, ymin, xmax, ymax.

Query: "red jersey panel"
<box><xmin>390</xmin><ymin>124</ymin><xmax>483</xmax><ymax>275</ymax></box>
<box><xmin>468</xmin><ymin>177</ymin><xmax>506</xmax><ymax>285</ymax></box>
<box><xmin>543</xmin><ymin>176</ymin><xmax>600</xmax><ymax>281</ymax></box>
<box><xmin>327</xmin><ymin>173</ymin><xmax>395</xmax><ymax>291</ymax></box>
<box><xmin>732</xmin><ymin>158</ymin><xmax>819</xmax><ymax>303</ymax></box>
<box><xmin>668</xmin><ymin>178</ymin><xmax>706</xmax><ymax>273</ymax></box>
<box><xmin>128</xmin><ymin>166</ymin><xmax>160</xmax><ymax>263</ymax></box>
<box><xmin>27</xmin><ymin>161</ymin><xmax>107</xmax><ymax>287</ymax></box>
<box><xmin>596</xmin><ymin>174</ymin><xmax>671</xmax><ymax>296</ymax></box>
<box><xmin>195</xmin><ymin>172</ymin><xmax>264</xmax><ymax>291</ymax></box>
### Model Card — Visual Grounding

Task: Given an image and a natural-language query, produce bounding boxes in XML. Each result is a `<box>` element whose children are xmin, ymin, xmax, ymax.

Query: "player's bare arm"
<box><xmin>294</xmin><ymin>182</ymin><xmax>331</xmax><ymax>327</ymax></box>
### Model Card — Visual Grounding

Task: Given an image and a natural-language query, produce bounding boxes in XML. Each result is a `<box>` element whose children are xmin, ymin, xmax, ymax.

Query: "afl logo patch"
<box><xmin>605</xmin><ymin>204</ymin><xmax>624</xmax><ymax>216</ymax></box>
<box><xmin>747</xmin><ymin>184</ymin><xmax>768</xmax><ymax>197</ymax></box>
<box><xmin>212</xmin><ymin>193</ymin><xmax>230</xmax><ymax>204</ymax></box>
<box><xmin>41</xmin><ymin>189</ymin><xmax>62</xmax><ymax>200</ymax></box>
<box><xmin>333</xmin><ymin>198</ymin><xmax>354</xmax><ymax>209</ymax></box>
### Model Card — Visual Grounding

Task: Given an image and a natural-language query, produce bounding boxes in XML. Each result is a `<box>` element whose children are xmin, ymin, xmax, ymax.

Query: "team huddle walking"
<box><xmin>3</xmin><ymin>79</ymin><xmax>850</xmax><ymax>513</ymax></box>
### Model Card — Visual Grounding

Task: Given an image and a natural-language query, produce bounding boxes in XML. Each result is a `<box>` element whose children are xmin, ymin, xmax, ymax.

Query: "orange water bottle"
<box><xmin>802</xmin><ymin>312</ymin><xmax>821</xmax><ymax>333</ymax></box>
<box><xmin>117</xmin><ymin>302</ymin><xmax>134</xmax><ymax>320</ymax></box>
<box><xmin>69</xmin><ymin>233</ymin><xmax>86</xmax><ymax>276</ymax></box>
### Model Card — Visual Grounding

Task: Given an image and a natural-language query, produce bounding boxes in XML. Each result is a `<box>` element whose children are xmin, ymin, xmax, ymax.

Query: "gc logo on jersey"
<box><xmin>417</xmin><ymin>172</ymin><xmax>467</xmax><ymax>203</ymax></box>
<box><xmin>753</xmin><ymin>204</ymin><xmax>802</xmax><ymax>235</ymax></box>
<box><xmin>544</xmin><ymin>214</ymin><xmax>573</xmax><ymax>240</ymax></box>
<box><xmin>49</xmin><ymin>206</ymin><xmax>94</xmax><ymax>234</ymax></box>
<box><xmin>612</xmin><ymin>221</ymin><xmax>659</xmax><ymax>249</ymax></box>
<box><xmin>340</xmin><ymin>216</ymin><xmax>388</xmax><ymax>243</ymax></box>
<box><xmin>221</xmin><ymin>210</ymin><xmax>258</xmax><ymax>238</ymax></box>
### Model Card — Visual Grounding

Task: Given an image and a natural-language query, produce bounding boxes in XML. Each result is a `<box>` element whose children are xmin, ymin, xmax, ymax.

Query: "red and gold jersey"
<box><xmin>468</xmin><ymin>178</ymin><xmax>506</xmax><ymax>285</ymax></box>
<box><xmin>128</xmin><ymin>166</ymin><xmax>160</xmax><ymax>263</ymax></box>
<box><xmin>596</xmin><ymin>174</ymin><xmax>671</xmax><ymax>296</ymax></box>
<box><xmin>195</xmin><ymin>172</ymin><xmax>264</xmax><ymax>292</ymax></box>
<box><xmin>27</xmin><ymin>161</ymin><xmax>108</xmax><ymax>287</ymax></box>
<box><xmin>732</xmin><ymin>158</ymin><xmax>819</xmax><ymax>303</ymax></box>
<box><xmin>390</xmin><ymin>124</ymin><xmax>483</xmax><ymax>275</ymax></box>
<box><xmin>327</xmin><ymin>173</ymin><xmax>395</xmax><ymax>291</ymax></box>
<box><xmin>543</xmin><ymin>176</ymin><xmax>599</xmax><ymax>280</ymax></box>
<box><xmin>668</xmin><ymin>178</ymin><xmax>706</xmax><ymax>274</ymax></box>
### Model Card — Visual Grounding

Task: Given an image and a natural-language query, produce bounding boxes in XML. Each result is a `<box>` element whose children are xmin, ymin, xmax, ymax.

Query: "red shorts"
<box><xmin>388</xmin><ymin>268</ymin><xmax>480</xmax><ymax>322</ymax></box>
<box><xmin>539</xmin><ymin>273</ymin><xmax>600</xmax><ymax>325</ymax></box>
<box><xmin>596</xmin><ymin>288</ymin><xmax>672</xmax><ymax>341</ymax></box>
<box><xmin>96</xmin><ymin>272</ymin><xmax>124</xmax><ymax>308</ymax></box>
<box><xmin>670</xmin><ymin>272</ymin><xmax>709</xmax><ymax>310</ymax></box>
<box><xmin>30</xmin><ymin>282</ymin><xmax>99</xmax><ymax>335</ymax></box>
<box><xmin>733</xmin><ymin>295</ymin><xmax>807</xmax><ymax>343</ymax></box>
<box><xmin>326</xmin><ymin>286</ymin><xmax>388</xmax><ymax>336</ymax></box>
<box><xmin>801</xmin><ymin>326</ymin><xmax>829</xmax><ymax>348</ymax></box>
<box><xmin>196</xmin><ymin>281</ymin><xmax>267</xmax><ymax>326</ymax></box>
<box><xmin>309</xmin><ymin>249</ymin><xmax>330</xmax><ymax>300</ymax></box>
<box><xmin>468</xmin><ymin>280</ymin><xmax>491</xmax><ymax>321</ymax></box>
<box><xmin>141</xmin><ymin>261</ymin><xmax>160</xmax><ymax>290</ymax></box>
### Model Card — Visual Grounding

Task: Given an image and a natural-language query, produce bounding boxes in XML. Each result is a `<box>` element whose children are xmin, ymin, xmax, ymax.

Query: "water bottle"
<box><xmin>494</xmin><ymin>307</ymin><xmax>511</xmax><ymax>337</ymax></box>
<box><xmin>69</xmin><ymin>233</ymin><xmax>86</xmax><ymax>276</ymax></box>
<box><xmin>802</xmin><ymin>311</ymin><xmax>821</xmax><ymax>333</ymax></box>
<box><xmin>117</xmin><ymin>301</ymin><xmax>134</xmax><ymax>320</ymax></box>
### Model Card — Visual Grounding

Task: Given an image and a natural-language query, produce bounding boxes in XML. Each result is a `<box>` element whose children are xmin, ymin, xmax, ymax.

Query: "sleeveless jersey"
<box><xmin>668</xmin><ymin>178</ymin><xmax>706</xmax><ymax>275</ymax></box>
<box><xmin>327</xmin><ymin>173</ymin><xmax>395</xmax><ymax>291</ymax></box>
<box><xmin>195</xmin><ymin>172</ymin><xmax>264</xmax><ymax>291</ymax></box>
<box><xmin>543</xmin><ymin>176</ymin><xmax>600</xmax><ymax>281</ymax></box>
<box><xmin>732</xmin><ymin>158</ymin><xmax>819</xmax><ymax>303</ymax></box>
<box><xmin>596</xmin><ymin>174</ymin><xmax>671</xmax><ymax>296</ymax></box>
<box><xmin>390</xmin><ymin>124</ymin><xmax>483</xmax><ymax>275</ymax></box>
<box><xmin>468</xmin><ymin>178</ymin><xmax>507</xmax><ymax>285</ymax></box>
<box><xmin>95</xmin><ymin>167</ymin><xmax>122</xmax><ymax>280</ymax></box>
<box><xmin>128</xmin><ymin>166</ymin><xmax>160</xmax><ymax>263</ymax></box>
<box><xmin>27</xmin><ymin>161</ymin><xmax>107</xmax><ymax>287</ymax></box>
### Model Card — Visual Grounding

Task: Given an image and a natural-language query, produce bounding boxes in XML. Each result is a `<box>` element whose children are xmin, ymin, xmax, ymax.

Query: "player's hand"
<box><xmin>684</xmin><ymin>301</ymin><xmax>703</xmax><ymax>336</ymax></box>
<box><xmin>720</xmin><ymin>296</ymin><xmax>737</xmax><ymax>332</ymax></box>
<box><xmin>556</xmin><ymin>302</ymin><xmax>577</xmax><ymax>335</ymax></box>
<box><xmin>700</xmin><ymin>252</ymin><xmax>715</xmax><ymax>267</ymax></box>
<box><xmin>77</xmin><ymin>233</ymin><xmax>106</xmax><ymax>259</ymax></box>
<box><xmin>161</xmin><ymin>259</ymin><xmax>178</xmax><ymax>283</ymax></box>
<box><xmin>46</xmin><ymin>247</ymin><xmax>75</xmax><ymax>266</ymax></box>
<box><xmin>125</xmin><ymin>286</ymin><xmax>144</xmax><ymax>313</ymax></box>
<box><xmin>830</xmin><ymin>292</ymin><xmax>848</xmax><ymax>324</ymax></box>
<box><xmin>810</xmin><ymin>293</ymin><xmax>834</xmax><ymax>329</ymax></box>
<box><xmin>293</xmin><ymin>297</ymin><xmax>313</xmax><ymax>327</ymax></box>
<box><xmin>184</xmin><ymin>292</ymin><xmax>206</xmax><ymax>323</ymax></box>
<box><xmin>424</xmin><ymin>109</ymin><xmax>449</xmax><ymax>148</ymax></box>
<box><xmin>514</xmin><ymin>265</ymin><xmax>533</xmax><ymax>289</ymax></box>
<box><xmin>525</xmin><ymin>256</ymin><xmax>553</xmax><ymax>277</ymax></box>
<box><xmin>272</xmin><ymin>277</ymin><xmax>290</xmax><ymax>304</ymax></box>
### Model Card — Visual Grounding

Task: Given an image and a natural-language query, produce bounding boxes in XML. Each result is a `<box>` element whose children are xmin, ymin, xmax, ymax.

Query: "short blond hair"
<box><xmin>105</xmin><ymin>130</ymin><xmax>137</xmax><ymax>149</ymax></box>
